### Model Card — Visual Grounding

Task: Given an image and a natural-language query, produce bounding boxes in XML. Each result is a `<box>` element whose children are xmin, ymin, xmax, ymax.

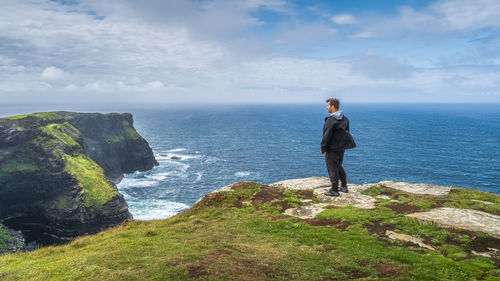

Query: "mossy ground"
<box><xmin>0</xmin><ymin>225</ymin><xmax>7</xmax><ymax>251</ymax></box>
<box><xmin>63</xmin><ymin>154</ymin><xmax>117</xmax><ymax>210</ymax></box>
<box><xmin>2</xmin><ymin>112</ymin><xmax>119</xmax><ymax>211</ymax></box>
<box><xmin>0</xmin><ymin>161</ymin><xmax>39</xmax><ymax>175</ymax></box>
<box><xmin>0</xmin><ymin>182</ymin><xmax>498</xmax><ymax>281</ymax></box>
<box><xmin>1</xmin><ymin>112</ymin><xmax>62</xmax><ymax>121</ymax></box>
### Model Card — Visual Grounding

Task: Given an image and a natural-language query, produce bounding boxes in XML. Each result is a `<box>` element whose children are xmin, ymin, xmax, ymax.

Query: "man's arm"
<box><xmin>321</xmin><ymin>119</ymin><xmax>334</xmax><ymax>153</ymax></box>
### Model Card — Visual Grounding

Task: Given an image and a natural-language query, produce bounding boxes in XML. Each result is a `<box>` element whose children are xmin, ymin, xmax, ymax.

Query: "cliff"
<box><xmin>0</xmin><ymin>177</ymin><xmax>498</xmax><ymax>280</ymax></box>
<box><xmin>0</xmin><ymin>111</ymin><xmax>158</xmax><ymax>245</ymax></box>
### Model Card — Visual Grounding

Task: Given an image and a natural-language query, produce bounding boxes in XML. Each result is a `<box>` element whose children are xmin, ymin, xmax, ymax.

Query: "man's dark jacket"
<box><xmin>321</xmin><ymin>112</ymin><xmax>356</xmax><ymax>153</ymax></box>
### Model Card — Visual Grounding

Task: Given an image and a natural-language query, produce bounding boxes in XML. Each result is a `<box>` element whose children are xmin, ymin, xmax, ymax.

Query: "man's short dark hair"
<box><xmin>326</xmin><ymin>98</ymin><xmax>340</xmax><ymax>109</ymax></box>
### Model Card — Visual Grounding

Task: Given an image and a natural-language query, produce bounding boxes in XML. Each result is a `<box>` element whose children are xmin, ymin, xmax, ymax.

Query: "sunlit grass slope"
<box><xmin>0</xmin><ymin>182</ymin><xmax>498</xmax><ymax>281</ymax></box>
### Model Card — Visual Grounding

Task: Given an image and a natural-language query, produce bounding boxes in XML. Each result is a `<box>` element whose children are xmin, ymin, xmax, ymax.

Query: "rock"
<box><xmin>376</xmin><ymin>180</ymin><xmax>451</xmax><ymax>195</ymax></box>
<box><xmin>471</xmin><ymin>199</ymin><xmax>494</xmax><ymax>205</ymax></box>
<box><xmin>314</xmin><ymin>187</ymin><xmax>376</xmax><ymax>209</ymax></box>
<box><xmin>0</xmin><ymin>111</ymin><xmax>158</xmax><ymax>246</ymax></box>
<box><xmin>270</xmin><ymin>176</ymin><xmax>374</xmax><ymax>193</ymax></box>
<box><xmin>170</xmin><ymin>156</ymin><xmax>182</xmax><ymax>160</ymax></box>
<box><xmin>406</xmin><ymin>207</ymin><xmax>500</xmax><ymax>239</ymax></box>
<box><xmin>55</xmin><ymin>111</ymin><xmax>159</xmax><ymax>183</ymax></box>
<box><xmin>271</xmin><ymin>177</ymin><xmax>376</xmax><ymax>211</ymax></box>
<box><xmin>385</xmin><ymin>230</ymin><xmax>435</xmax><ymax>250</ymax></box>
<box><xmin>0</xmin><ymin>223</ymin><xmax>25</xmax><ymax>254</ymax></box>
<box><xmin>471</xmin><ymin>250</ymin><xmax>492</xmax><ymax>258</ymax></box>
<box><xmin>376</xmin><ymin>195</ymin><xmax>392</xmax><ymax>200</ymax></box>
<box><xmin>283</xmin><ymin>205</ymin><xmax>325</xmax><ymax>219</ymax></box>
<box><xmin>270</xmin><ymin>176</ymin><xmax>331</xmax><ymax>190</ymax></box>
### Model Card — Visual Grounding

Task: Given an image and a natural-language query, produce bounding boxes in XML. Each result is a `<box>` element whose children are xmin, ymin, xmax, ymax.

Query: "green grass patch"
<box><xmin>63</xmin><ymin>154</ymin><xmax>116</xmax><ymax>210</ymax></box>
<box><xmin>56</xmin><ymin>195</ymin><xmax>69</xmax><ymax>210</ymax></box>
<box><xmin>0</xmin><ymin>161</ymin><xmax>39</xmax><ymax>175</ymax></box>
<box><xmin>316</xmin><ymin>205</ymin><xmax>396</xmax><ymax>226</ymax></box>
<box><xmin>40</xmin><ymin>122</ymin><xmax>80</xmax><ymax>148</ymax></box>
<box><xmin>0</xmin><ymin>225</ymin><xmax>8</xmax><ymax>250</ymax></box>
<box><xmin>361</xmin><ymin>185</ymin><xmax>384</xmax><ymax>196</ymax></box>
<box><xmin>105</xmin><ymin>135</ymin><xmax>124</xmax><ymax>144</ymax></box>
<box><xmin>438</xmin><ymin>244</ymin><xmax>468</xmax><ymax>260</ymax></box>
<box><xmin>414</xmin><ymin>199</ymin><xmax>436</xmax><ymax>210</ymax></box>
<box><xmin>0</xmin><ymin>182</ymin><xmax>498</xmax><ymax>280</ymax></box>
<box><xmin>1</xmin><ymin>112</ymin><xmax>62</xmax><ymax>121</ymax></box>
<box><xmin>122</xmin><ymin>120</ymin><xmax>142</xmax><ymax>140</ymax></box>
<box><xmin>443</xmin><ymin>188</ymin><xmax>500</xmax><ymax>215</ymax></box>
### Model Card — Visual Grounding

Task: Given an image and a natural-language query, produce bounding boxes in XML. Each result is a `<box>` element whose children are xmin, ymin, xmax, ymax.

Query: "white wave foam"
<box><xmin>167</xmin><ymin>148</ymin><xmax>187</xmax><ymax>152</ymax></box>
<box><xmin>129</xmin><ymin>200</ymin><xmax>190</xmax><ymax>220</ymax></box>
<box><xmin>147</xmin><ymin>174</ymin><xmax>168</xmax><ymax>181</ymax></box>
<box><xmin>117</xmin><ymin>178</ymin><xmax>158</xmax><ymax>188</ymax></box>
<box><xmin>234</xmin><ymin>171</ymin><xmax>251</xmax><ymax>177</ymax></box>
<box><xmin>203</xmin><ymin>156</ymin><xmax>219</xmax><ymax>164</ymax></box>
<box><xmin>194</xmin><ymin>171</ymin><xmax>203</xmax><ymax>182</ymax></box>
<box><xmin>156</xmin><ymin>153</ymin><xmax>200</xmax><ymax>161</ymax></box>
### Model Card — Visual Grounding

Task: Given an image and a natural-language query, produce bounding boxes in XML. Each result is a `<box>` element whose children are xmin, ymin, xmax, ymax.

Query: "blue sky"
<box><xmin>0</xmin><ymin>0</ymin><xmax>499</xmax><ymax>103</ymax></box>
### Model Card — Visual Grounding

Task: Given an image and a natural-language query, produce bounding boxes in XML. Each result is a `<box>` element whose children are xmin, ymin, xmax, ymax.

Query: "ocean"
<box><xmin>1</xmin><ymin>103</ymin><xmax>499</xmax><ymax>220</ymax></box>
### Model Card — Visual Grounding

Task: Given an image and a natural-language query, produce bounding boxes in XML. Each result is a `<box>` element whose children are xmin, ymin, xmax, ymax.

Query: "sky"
<box><xmin>1</xmin><ymin>0</ymin><xmax>499</xmax><ymax>104</ymax></box>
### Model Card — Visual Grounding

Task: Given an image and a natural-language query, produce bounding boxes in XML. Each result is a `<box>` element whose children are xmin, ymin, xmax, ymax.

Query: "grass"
<box><xmin>40</xmin><ymin>122</ymin><xmax>81</xmax><ymax>148</ymax></box>
<box><xmin>362</xmin><ymin>184</ymin><xmax>500</xmax><ymax>216</ymax></box>
<box><xmin>63</xmin><ymin>154</ymin><xmax>117</xmax><ymax>210</ymax></box>
<box><xmin>0</xmin><ymin>225</ymin><xmax>8</xmax><ymax>251</ymax></box>
<box><xmin>1</xmin><ymin>112</ymin><xmax>62</xmax><ymax>121</ymax></box>
<box><xmin>0</xmin><ymin>182</ymin><xmax>498</xmax><ymax>280</ymax></box>
<box><xmin>122</xmin><ymin>120</ymin><xmax>142</xmax><ymax>140</ymax></box>
<box><xmin>0</xmin><ymin>161</ymin><xmax>39</xmax><ymax>175</ymax></box>
<box><xmin>105</xmin><ymin>135</ymin><xmax>123</xmax><ymax>144</ymax></box>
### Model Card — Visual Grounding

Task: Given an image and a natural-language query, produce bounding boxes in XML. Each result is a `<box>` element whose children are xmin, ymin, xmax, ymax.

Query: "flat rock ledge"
<box><xmin>407</xmin><ymin>207</ymin><xmax>500</xmax><ymax>239</ymax></box>
<box><xmin>385</xmin><ymin>230</ymin><xmax>435</xmax><ymax>250</ymax></box>
<box><xmin>202</xmin><ymin>177</ymin><xmax>499</xmax><ymax>239</ymax></box>
<box><xmin>271</xmin><ymin>177</ymin><xmax>377</xmax><ymax>219</ymax></box>
<box><xmin>375</xmin><ymin>180</ymin><xmax>451</xmax><ymax>195</ymax></box>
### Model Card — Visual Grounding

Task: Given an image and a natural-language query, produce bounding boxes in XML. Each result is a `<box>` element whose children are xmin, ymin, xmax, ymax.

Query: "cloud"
<box><xmin>79</xmin><ymin>0</ymin><xmax>293</xmax><ymax>41</ymax></box>
<box><xmin>331</xmin><ymin>14</ymin><xmax>356</xmax><ymax>25</ymax></box>
<box><xmin>351</xmin><ymin>0</ymin><xmax>500</xmax><ymax>39</ymax></box>
<box><xmin>145</xmin><ymin>81</ymin><xmax>165</xmax><ymax>89</ymax></box>
<box><xmin>41</xmin><ymin>66</ymin><xmax>65</xmax><ymax>80</ymax></box>
<box><xmin>0</xmin><ymin>0</ymin><xmax>499</xmax><ymax>103</ymax></box>
<box><xmin>350</xmin><ymin>53</ymin><xmax>413</xmax><ymax>80</ymax></box>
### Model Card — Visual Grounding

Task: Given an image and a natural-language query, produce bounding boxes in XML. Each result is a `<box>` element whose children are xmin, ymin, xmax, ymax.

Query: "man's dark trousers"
<box><xmin>325</xmin><ymin>150</ymin><xmax>346</xmax><ymax>192</ymax></box>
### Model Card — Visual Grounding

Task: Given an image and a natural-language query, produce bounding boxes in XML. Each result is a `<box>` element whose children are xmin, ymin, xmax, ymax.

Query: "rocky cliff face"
<box><xmin>0</xmin><ymin>112</ymin><xmax>158</xmax><ymax>245</ymax></box>
<box><xmin>56</xmin><ymin>112</ymin><xmax>159</xmax><ymax>183</ymax></box>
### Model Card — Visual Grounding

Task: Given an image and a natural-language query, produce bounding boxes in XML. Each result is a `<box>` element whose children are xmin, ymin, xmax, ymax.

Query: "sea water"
<box><xmin>1</xmin><ymin>103</ymin><xmax>499</xmax><ymax>220</ymax></box>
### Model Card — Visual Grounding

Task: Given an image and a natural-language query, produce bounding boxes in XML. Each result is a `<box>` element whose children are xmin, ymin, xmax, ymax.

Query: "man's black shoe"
<box><xmin>325</xmin><ymin>190</ymin><xmax>340</xmax><ymax>197</ymax></box>
<box><xmin>339</xmin><ymin>186</ymin><xmax>348</xmax><ymax>193</ymax></box>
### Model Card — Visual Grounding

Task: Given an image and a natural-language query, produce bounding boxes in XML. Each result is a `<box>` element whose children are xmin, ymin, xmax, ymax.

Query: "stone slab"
<box><xmin>407</xmin><ymin>207</ymin><xmax>500</xmax><ymax>238</ymax></box>
<box><xmin>270</xmin><ymin>176</ymin><xmax>331</xmax><ymax>190</ymax></box>
<box><xmin>283</xmin><ymin>205</ymin><xmax>326</xmax><ymax>219</ymax></box>
<box><xmin>386</xmin><ymin>230</ymin><xmax>435</xmax><ymax>250</ymax></box>
<box><xmin>314</xmin><ymin>187</ymin><xmax>376</xmax><ymax>209</ymax></box>
<box><xmin>377</xmin><ymin>180</ymin><xmax>451</xmax><ymax>195</ymax></box>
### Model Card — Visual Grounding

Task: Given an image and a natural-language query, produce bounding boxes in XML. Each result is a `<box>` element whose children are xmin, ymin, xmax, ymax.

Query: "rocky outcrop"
<box><xmin>0</xmin><ymin>223</ymin><xmax>25</xmax><ymax>254</ymax></box>
<box><xmin>55</xmin><ymin>112</ymin><xmax>159</xmax><ymax>183</ymax></box>
<box><xmin>0</xmin><ymin>112</ymin><xmax>158</xmax><ymax>246</ymax></box>
<box><xmin>269</xmin><ymin>177</ymin><xmax>500</xmax><ymax>243</ymax></box>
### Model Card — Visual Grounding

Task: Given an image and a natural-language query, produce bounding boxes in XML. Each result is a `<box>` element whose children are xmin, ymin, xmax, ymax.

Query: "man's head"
<box><xmin>326</xmin><ymin>98</ymin><xmax>339</xmax><ymax>114</ymax></box>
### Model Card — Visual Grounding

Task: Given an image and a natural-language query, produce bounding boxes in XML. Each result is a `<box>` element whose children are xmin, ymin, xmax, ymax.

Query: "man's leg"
<box><xmin>325</xmin><ymin>151</ymin><xmax>341</xmax><ymax>196</ymax></box>
<box><xmin>338</xmin><ymin>150</ymin><xmax>348</xmax><ymax>192</ymax></box>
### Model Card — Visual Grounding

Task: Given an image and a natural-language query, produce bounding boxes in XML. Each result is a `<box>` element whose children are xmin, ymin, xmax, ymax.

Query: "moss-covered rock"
<box><xmin>0</xmin><ymin>111</ymin><xmax>158</xmax><ymax>246</ymax></box>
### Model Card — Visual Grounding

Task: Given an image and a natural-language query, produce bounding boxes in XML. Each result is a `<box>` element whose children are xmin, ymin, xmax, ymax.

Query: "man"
<box><xmin>321</xmin><ymin>98</ymin><xmax>356</xmax><ymax>197</ymax></box>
